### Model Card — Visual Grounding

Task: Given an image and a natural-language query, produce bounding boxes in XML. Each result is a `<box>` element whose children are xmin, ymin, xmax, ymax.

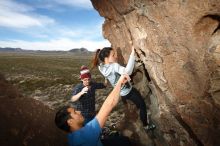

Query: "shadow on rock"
<box><xmin>0</xmin><ymin>73</ymin><xmax>67</xmax><ymax>146</ymax></box>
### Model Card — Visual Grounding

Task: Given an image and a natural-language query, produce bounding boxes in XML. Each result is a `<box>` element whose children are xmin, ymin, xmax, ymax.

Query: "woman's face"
<box><xmin>107</xmin><ymin>50</ymin><xmax>117</xmax><ymax>63</ymax></box>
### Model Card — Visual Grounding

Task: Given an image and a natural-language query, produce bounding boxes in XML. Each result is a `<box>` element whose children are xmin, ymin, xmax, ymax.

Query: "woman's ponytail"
<box><xmin>91</xmin><ymin>49</ymin><xmax>101</xmax><ymax>69</ymax></box>
<box><xmin>91</xmin><ymin>47</ymin><xmax>113</xmax><ymax>69</ymax></box>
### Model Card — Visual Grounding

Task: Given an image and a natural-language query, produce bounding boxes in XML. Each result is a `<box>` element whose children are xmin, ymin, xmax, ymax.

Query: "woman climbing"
<box><xmin>92</xmin><ymin>46</ymin><xmax>156</xmax><ymax>132</ymax></box>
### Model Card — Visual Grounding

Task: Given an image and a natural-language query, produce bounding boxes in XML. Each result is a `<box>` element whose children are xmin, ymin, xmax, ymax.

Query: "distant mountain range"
<box><xmin>0</xmin><ymin>47</ymin><xmax>92</xmax><ymax>53</ymax></box>
<box><xmin>0</xmin><ymin>47</ymin><xmax>23</xmax><ymax>52</ymax></box>
<box><xmin>69</xmin><ymin>48</ymin><xmax>91</xmax><ymax>53</ymax></box>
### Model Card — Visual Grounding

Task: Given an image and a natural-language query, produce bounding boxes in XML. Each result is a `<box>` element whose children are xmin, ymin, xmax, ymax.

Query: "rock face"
<box><xmin>91</xmin><ymin>0</ymin><xmax>220</xmax><ymax>146</ymax></box>
<box><xmin>0</xmin><ymin>74</ymin><xmax>67</xmax><ymax>146</ymax></box>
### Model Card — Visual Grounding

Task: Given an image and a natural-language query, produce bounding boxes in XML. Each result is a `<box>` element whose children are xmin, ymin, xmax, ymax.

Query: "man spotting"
<box><xmin>55</xmin><ymin>74</ymin><xmax>131</xmax><ymax>146</ymax></box>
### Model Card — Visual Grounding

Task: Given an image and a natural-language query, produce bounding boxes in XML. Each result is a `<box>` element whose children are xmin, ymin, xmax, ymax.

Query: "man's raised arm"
<box><xmin>96</xmin><ymin>74</ymin><xmax>130</xmax><ymax>128</ymax></box>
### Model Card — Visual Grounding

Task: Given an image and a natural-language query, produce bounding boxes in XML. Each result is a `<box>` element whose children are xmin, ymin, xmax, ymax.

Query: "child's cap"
<box><xmin>80</xmin><ymin>65</ymin><xmax>91</xmax><ymax>79</ymax></box>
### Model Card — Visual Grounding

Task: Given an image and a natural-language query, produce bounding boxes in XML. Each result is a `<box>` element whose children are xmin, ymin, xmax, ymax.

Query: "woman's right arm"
<box><xmin>115</xmin><ymin>47</ymin><xmax>135</xmax><ymax>75</ymax></box>
<box><xmin>125</xmin><ymin>47</ymin><xmax>135</xmax><ymax>75</ymax></box>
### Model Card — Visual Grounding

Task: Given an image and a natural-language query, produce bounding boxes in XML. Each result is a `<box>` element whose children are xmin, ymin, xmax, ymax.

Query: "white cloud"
<box><xmin>54</xmin><ymin>0</ymin><xmax>93</xmax><ymax>9</ymax></box>
<box><xmin>14</xmin><ymin>19</ymin><xmax>104</xmax><ymax>41</ymax></box>
<box><xmin>0</xmin><ymin>0</ymin><xmax>108</xmax><ymax>51</ymax></box>
<box><xmin>0</xmin><ymin>0</ymin><xmax>55</xmax><ymax>29</ymax></box>
<box><xmin>0</xmin><ymin>0</ymin><xmax>33</xmax><ymax>12</ymax></box>
<box><xmin>56</xmin><ymin>20</ymin><xmax>104</xmax><ymax>40</ymax></box>
<box><xmin>0</xmin><ymin>38</ymin><xmax>110</xmax><ymax>51</ymax></box>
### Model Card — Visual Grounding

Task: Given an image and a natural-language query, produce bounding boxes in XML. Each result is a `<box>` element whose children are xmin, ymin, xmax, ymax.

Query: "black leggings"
<box><xmin>122</xmin><ymin>87</ymin><xmax>148</xmax><ymax>126</ymax></box>
<box><xmin>101</xmin><ymin>135</ymin><xmax>131</xmax><ymax>146</ymax></box>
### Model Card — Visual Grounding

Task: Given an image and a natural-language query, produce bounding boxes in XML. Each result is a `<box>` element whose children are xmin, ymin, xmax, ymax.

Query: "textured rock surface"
<box><xmin>91</xmin><ymin>0</ymin><xmax>220</xmax><ymax>146</ymax></box>
<box><xmin>0</xmin><ymin>74</ymin><xmax>67</xmax><ymax>146</ymax></box>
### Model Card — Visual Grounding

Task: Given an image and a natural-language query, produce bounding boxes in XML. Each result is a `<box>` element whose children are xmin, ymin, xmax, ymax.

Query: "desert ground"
<box><xmin>0</xmin><ymin>51</ymin><xmax>124</xmax><ymax>134</ymax></box>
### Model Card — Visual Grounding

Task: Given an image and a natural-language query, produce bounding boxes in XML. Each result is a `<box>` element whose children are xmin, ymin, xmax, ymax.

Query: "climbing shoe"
<box><xmin>144</xmin><ymin>123</ymin><xmax>156</xmax><ymax>132</ymax></box>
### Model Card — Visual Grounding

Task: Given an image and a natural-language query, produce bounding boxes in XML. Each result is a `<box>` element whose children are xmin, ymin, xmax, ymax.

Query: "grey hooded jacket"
<box><xmin>98</xmin><ymin>49</ymin><xmax>135</xmax><ymax>96</ymax></box>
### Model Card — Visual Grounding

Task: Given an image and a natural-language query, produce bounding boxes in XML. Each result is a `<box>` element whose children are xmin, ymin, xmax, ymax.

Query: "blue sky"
<box><xmin>0</xmin><ymin>0</ymin><xmax>110</xmax><ymax>51</ymax></box>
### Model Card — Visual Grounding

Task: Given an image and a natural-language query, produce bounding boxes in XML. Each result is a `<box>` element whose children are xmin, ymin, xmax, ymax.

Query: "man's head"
<box><xmin>55</xmin><ymin>106</ymin><xmax>85</xmax><ymax>133</ymax></box>
<box><xmin>80</xmin><ymin>65</ymin><xmax>91</xmax><ymax>86</ymax></box>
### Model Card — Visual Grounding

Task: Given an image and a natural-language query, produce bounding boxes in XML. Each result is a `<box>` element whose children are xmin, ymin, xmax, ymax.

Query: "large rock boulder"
<box><xmin>0</xmin><ymin>74</ymin><xmax>67</xmax><ymax>146</ymax></box>
<box><xmin>91</xmin><ymin>0</ymin><xmax>220</xmax><ymax>146</ymax></box>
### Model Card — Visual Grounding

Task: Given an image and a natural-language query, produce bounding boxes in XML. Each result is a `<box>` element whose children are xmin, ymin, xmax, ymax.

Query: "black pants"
<box><xmin>101</xmin><ymin>135</ymin><xmax>131</xmax><ymax>146</ymax></box>
<box><xmin>122</xmin><ymin>87</ymin><xmax>148</xmax><ymax>126</ymax></box>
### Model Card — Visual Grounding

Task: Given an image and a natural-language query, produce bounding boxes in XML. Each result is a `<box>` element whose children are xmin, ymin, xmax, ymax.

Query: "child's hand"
<box><xmin>81</xmin><ymin>86</ymin><xmax>88</xmax><ymax>95</ymax></box>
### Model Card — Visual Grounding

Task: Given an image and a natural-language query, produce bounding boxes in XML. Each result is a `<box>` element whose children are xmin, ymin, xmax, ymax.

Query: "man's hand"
<box><xmin>118</xmin><ymin>74</ymin><xmax>130</xmax><ymax>85</ymax></box>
